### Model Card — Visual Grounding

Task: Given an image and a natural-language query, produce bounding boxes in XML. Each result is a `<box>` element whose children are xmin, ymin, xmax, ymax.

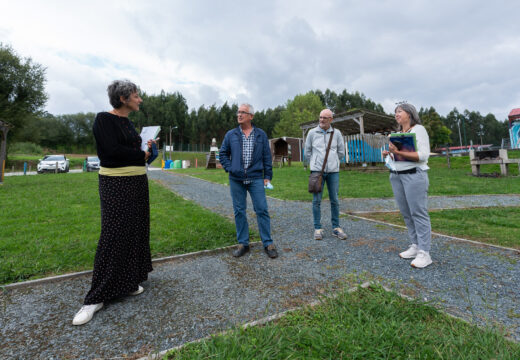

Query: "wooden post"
<box><xmin>0</xmin><ymin>123</ymin><xmax>10</xmax><ymax>183</ymax></box>
<box><xmin>469</xmin><ymin>149</ymin><xmax>480</xmax><ymax>176</ymax></box>
<box><xmin>499</xmin><ymin>149</ymin><xmax>508</xmax><ymax>176</ymax></box>
<box><xmin>446</xmin><ymin>146</ymin><xmax>451</xmax><ymax>169</ymax></box>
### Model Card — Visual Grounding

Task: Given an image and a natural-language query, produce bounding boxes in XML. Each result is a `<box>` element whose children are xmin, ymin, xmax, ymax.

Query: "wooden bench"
<box><xmin>470</xmin><ymin>149</ymin><xmax>520</xmax><ymax>176</ymax></box>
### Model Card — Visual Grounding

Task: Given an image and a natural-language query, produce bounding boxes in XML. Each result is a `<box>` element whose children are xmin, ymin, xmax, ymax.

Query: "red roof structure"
<box><xmin>509</xmin><ymin>108</ymin><xmax>520</xmax><ymax>126</ymax></box>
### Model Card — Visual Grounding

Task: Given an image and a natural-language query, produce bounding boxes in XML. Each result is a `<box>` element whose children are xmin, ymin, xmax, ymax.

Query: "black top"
<box><xmin>93</xmin><ymin>112</ymin><xmax>146</xmax><ymax>168</ymax></box>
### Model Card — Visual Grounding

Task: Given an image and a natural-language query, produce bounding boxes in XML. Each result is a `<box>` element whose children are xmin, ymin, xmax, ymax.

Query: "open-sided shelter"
<box><xmin>299</xmin><ymin>109</ymin><xmax>396</xmax><ymax>165</ymax></box>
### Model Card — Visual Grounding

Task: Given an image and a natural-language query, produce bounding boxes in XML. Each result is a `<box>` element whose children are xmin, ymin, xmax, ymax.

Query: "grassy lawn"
<box><xmin>0</xmin><ymin>172</ymin><xmax>241</xmax><ymax>284</ymax></box>
<box><xmin>170</xmin><ymin>156</ymin><xmax>520</xmax><ymax>201</ymax></box>
<box><xmin>166</xmin><ymin>285</ymin><xmax>520</xmax><ymax>359</ymax></box>
<box><xmin>355</xmin><ymin>207</ymin><xmax>520</xmax><ymax>250</ymax></box>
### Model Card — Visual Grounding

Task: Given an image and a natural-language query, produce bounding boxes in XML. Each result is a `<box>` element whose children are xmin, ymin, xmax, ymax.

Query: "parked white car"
<box><xmin>85</xmin><ymin>156</ymin><xmax>100</xmax><ymax>172</ymax></box>
<box><xmin>37</xmin><ymin>155</ymin><xmax>70</xmax><ymax>174</ymax></box>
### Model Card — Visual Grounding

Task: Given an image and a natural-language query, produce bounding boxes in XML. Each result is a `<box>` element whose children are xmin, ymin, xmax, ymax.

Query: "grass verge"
<box><xmin>356</xmin><ymin>207</ymin><xmax>520</xmax><ymax>250</ymax></box>
<box><xmin>166</xmin><ymin>285</ymin><xmax>520</xmax><ymax>359</ymax></box>
<box><xmin>0</xmin><ymin>172</ymin><xmax>243</xmax><ymax>284</ymax></box>
<box><xmin>170</xmin><ymin>156</ymin><xmax>520</xmax><ymax>201</ymax></box>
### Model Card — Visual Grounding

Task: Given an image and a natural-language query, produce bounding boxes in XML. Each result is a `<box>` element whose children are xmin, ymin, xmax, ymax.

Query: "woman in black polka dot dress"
<box><xmin>73</xmin><ymin>80</ymin><xmax>154</xmax><ymax>326</ymax></box>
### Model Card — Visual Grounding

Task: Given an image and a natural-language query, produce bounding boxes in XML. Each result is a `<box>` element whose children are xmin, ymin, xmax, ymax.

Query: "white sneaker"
<box><xmin>72</xmin><ymin>303</ymin><xmax>103</xmax><ymax>326</ymax></box>
<box><xmin>411</xmin><ymin>250</ymin><xmax>432</xmax><ymax>268</ymax></box>
<box><xmin>314</xmin><ymin>229</ymin><xmax>324</xmax><ymax>240</ymax></box>
<box><xmin>399</xmin><ymin>244</ymin><xmax>418</xmax><ymax>259</ymax></box>
<box><xmin>332</xmin><ymin>227</ymin><xmax>348</xmax><ymax>240</ymax></box>
<box><xmin>130</xmin><ymin>285</ymin><xmax>144</xmax><ymax>296</ymax></box>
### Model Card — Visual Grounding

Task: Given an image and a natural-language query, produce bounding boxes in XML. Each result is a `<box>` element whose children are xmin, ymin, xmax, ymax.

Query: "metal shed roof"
<box><xmin>299</xmin><ymin>108</ymin><xmax>396</xmax><ymax>135</ymax></box>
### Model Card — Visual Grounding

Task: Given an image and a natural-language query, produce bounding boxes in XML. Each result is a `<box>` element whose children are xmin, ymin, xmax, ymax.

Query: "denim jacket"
<box><xmin>219</xmin><ymin>125</ymin><xmax>273</xmax><ymax>181</ymax></box>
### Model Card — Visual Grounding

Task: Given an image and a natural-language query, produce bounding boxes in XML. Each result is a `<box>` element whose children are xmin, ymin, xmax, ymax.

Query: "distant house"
<box><xmin>435</xmin><ymin>144</ymin><xmax>492</xmax><ymax>155</ymax></box>
<box><xmin>269</xmin><ymin>137</ymin><xmax>303</xmax><ymax>162</ymax></box>
<box><xmin>509</xmin><ymin>108</ymin><xmax>520</xmax><ymax>149</ymax></box>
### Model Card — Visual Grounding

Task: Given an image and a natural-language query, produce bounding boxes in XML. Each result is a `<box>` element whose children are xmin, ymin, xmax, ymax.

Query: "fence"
<box><xmin>345</xmin><ymin>134</ymin><xmax>388</xmax><ymax>164</ymax></box>
<box><xmin>164</xmin><ymin>143</ymin><xmax>211</xmax><ymax>152</ymax></box>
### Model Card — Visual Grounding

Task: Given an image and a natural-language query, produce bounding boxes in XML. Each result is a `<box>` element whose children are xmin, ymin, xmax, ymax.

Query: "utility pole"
<box><xmin>456</xmin><ymin>118</ymin><xmax>463</xmax><ymax>149</ymax></box>
<box><xmin>462</xmin><ymin>117</ymin><xmax>468</xmax><ymax>149</ymax></box>
<box><xmin>169</xmin><ymin>126</ymin><xmax>177</xmax><ymax>160</ymax></box>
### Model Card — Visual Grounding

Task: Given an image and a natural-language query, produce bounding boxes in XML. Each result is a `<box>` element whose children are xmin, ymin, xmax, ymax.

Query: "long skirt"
<box><xmin>84</xmin><ymin>174</ymin><xmax>153</xmax><ymax>305</ymax></box>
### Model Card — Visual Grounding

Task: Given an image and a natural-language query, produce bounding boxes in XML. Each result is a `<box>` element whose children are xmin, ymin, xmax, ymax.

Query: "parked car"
<box><xmin>85</xmin><ymin>156</ymin><xmax>100</xmax><ymax>172</ymax></box>
<box><xmin>37</xmin><ymin>155</ymin><xmax>70</xmax><ymax>174</ymax></box>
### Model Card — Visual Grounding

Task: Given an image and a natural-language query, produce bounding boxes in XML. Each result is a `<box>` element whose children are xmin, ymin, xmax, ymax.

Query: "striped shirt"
<box><xmin>242</xmin><ymin>128</ymin><xmax>255</xmax><ymax>184</ymax></box>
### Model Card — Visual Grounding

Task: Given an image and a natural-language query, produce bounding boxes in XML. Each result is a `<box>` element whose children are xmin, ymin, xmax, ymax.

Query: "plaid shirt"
<box><xmin>242</xmin><ymin>128</ymin><xmax>255</xmax><ymax>184</ymax></box>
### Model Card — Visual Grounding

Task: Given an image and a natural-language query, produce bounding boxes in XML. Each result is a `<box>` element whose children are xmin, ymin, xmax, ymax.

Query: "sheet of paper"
<box><xmin>140</xmin><ymin>126</ymin><xmax>161</xmax><ymax>151</ymax></box>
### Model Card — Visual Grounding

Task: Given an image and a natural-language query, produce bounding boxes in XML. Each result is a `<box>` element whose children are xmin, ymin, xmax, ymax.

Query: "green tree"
<box><xmin>419</xmin><ymin>107</ymin><xmax>451</xmax><ymax>150</ymax></box>
<box><xmin>254</xmin><ymin>106</ymin><xmax>284</xmax><ymax>138</ymax></box>
<box><xmin>273</xmin><ymin>92</ymin><xmax>323</xmax><ymax>138</ymax></box>
<box><xmin>313</xmin><ymin>89</ymin><xmax>384</xmax><ymax>114</ymax></box>
<box><xmin>0</xmin><ymin>44</ymin><xmax>47</xmax><ymax>141</ymax></box>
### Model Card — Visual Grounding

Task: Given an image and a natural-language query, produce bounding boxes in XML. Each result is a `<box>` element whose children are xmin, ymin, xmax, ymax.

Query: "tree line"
<box><xmin>1</xmin><ymin>43</ymin><xmax>512</xmax><ymax>155</ymax></box>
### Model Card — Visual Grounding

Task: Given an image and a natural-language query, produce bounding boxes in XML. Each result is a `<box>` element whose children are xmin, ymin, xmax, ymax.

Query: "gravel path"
<box><xmin>339</xmin><ymin>194</ymin><xmax>520</xmax><ymax>213</ymax></box>
<box><xmin>1</xmin><ymin>170</ymin><xmax>519</xmax><ymax>359</ymax></box>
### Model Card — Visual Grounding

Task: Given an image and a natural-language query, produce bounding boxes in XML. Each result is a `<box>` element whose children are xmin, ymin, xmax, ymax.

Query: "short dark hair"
<box><xmin>395</xmin><ymin>103</ymin><xmax>421</xmax><ymax>130</ymax></box>
<box><xmin>107</xmin><ymin>80</ymin><xmax>138</xmax><ymax>108</ymax></box>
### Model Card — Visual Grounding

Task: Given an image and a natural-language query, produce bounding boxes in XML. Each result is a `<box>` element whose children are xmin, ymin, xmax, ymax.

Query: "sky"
<box><xmin>1</xmin><ymin>0</ymin><xmax>519</xmax><ymax>120</ymax></box>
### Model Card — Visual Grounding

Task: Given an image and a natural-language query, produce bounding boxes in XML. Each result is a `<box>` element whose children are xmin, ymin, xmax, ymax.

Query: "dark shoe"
<box><xmin>233</xmin><ymin>245</ymin><xmax>250</xmax><ymax>257</ymax></box>
<box><xmin>264</xmin><ymin>244</ymin><xmax>278</xmax><ymax>259</ymax></box>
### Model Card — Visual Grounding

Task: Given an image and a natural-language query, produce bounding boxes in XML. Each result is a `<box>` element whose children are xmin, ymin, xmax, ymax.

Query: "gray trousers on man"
<box><xmin>389</xmin><ymin>169</ymin><xmax>432</xmax><ymax>252</ymax></box>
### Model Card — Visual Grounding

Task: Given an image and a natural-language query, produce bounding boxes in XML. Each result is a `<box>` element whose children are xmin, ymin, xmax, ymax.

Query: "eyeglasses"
<box><xmin>319</xmin><ymin>116</ymin><xmax>332</xmax><ymax>120</ymax></box>
<box><xmin>237</xmin><ymin>111</ymin><xmax>252</xmax><ymax>116</ymax></box>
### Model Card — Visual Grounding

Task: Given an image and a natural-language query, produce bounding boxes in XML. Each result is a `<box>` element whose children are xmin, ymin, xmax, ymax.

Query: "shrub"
<box><xmin>8</xmin><ymin>142</ymin><xmax>43</xmax><ymax>155</ymax></box>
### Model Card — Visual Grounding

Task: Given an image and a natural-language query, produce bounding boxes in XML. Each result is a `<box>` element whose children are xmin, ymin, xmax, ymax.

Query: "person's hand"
<box><xmin>264</xmin><ymin>179</ymin><xmax>269</xmax><ymax>186</ymax></box>
<box><xmin>382</xmin><ymin>150</ymin><xmax>390</xmax><ymax>156</ymax></box>
<box><xmin>388</xmin><ymin>142</ymin><xmax>398</xmax><ymax>154</ymax></box>
<box><xmin>144</xmin><ymin>151</ymin><xmax>151</xmax><ymax>160</ymax></box>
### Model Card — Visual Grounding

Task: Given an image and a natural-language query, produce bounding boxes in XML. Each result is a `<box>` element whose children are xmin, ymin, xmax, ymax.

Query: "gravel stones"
<box><xmin>1</xmin><ymin>170</ymin><xmax>519</xmax><ymax>359</ymax></box>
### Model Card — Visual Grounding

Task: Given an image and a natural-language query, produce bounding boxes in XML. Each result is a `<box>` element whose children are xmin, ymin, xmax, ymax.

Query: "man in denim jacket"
<box><xmin>219</xmin><ymin>103</ymin><xmax>278</xmax><ymax>259</ymax></box>
<box><xmin>304</xmin><ymin>108</ymin><xmax>348</xmax><ymax>241</ymax></box>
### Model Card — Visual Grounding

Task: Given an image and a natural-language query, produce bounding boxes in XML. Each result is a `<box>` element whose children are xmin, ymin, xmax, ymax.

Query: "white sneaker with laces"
<box><xmin>399</xmin><ymin>244</ymin><xmax>418</xmax><ymax>259</ymax></box>
<box><xmin>72</xmin><ymin>303</ymin><xmax>103</xmax><ymax>326</ymax></box>
<box><xmin>411</xmin><ymin>250</ymin><xmax>432</xmax><ymax>268</ymax></box>
<box><xmin>332</xmin><ymin>227</ymin><xmax>348</xmax><ymax>240</ymax></box>
<box><xmin>314</xmin><ymin>229</ymin><xmax>324</xmax><ymax>240</ymax></box>
<box><xmin>130</xmin><ymin>285</ymin><xmax>144</xmax><ymax>296</ymax></box>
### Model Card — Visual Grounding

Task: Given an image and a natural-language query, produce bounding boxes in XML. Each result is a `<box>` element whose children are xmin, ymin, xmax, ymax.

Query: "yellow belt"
<box><xmin>99</xmin><ymin>166</ymin><xmax>146</xmax><ymax>176</ymax></box>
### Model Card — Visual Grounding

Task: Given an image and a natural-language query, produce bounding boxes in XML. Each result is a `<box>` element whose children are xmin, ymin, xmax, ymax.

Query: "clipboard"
<box><xmin>389</xmin><ymin>133</ymin><xmax>417</xmax><ymax>161</ymax></box>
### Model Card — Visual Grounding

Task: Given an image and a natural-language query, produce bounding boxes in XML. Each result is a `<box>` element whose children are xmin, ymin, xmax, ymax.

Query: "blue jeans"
<box><xmin>229</xmin><ymin>178</ymin><xmax>273</xmax><ymax>247</ymax></box>
<box><xmin>312</xmin><ymin>172</ymin><xmax>340</xmax><ymax>230</ymax></box>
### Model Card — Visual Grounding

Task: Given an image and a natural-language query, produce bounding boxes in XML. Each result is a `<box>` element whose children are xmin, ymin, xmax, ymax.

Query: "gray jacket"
<box><xmin>304</xmin><ymin>126</ymin><xmax>345</xmax><ymax>173</ymax></box>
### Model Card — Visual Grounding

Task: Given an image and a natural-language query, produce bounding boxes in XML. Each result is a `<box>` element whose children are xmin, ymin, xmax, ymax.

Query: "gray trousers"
<box><xmin>389</xmin><ymin>169</ymin><xmax>432</xmax><ymax>252</ymax></box>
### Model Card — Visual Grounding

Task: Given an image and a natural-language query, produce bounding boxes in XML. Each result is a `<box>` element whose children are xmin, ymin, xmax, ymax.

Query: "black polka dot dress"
<box><xmin>84</xmin><ymin>111</ymin><xmax>154</xmax><ymax>305</ymax></box>
<box><xmin>84</xmin><ymin>174</ymin><xmax>153</xmax><ymax>305</ymax></box>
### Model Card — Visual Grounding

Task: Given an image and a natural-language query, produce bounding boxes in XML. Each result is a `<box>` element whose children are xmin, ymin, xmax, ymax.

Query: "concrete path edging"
<box><xmin>1</xmin><ymin>241</ymin><xmax>261</xmax><ymax>290</ymax></box>
<box><xmin>345</xmin><ymin>213</ymin><xmax>520</xmax><ymax>254</ymax></box>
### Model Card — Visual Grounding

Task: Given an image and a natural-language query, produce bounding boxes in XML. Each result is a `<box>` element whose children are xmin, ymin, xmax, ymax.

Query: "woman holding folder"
<box><xmin>72</xmin><ymin>80</ymin><xmax>155</xmax><ymax>325</ymax></box>
<box><xmin>383</xmin><ymin>103</ymin><xmax>432</xmax><ymax>268</ymax></box>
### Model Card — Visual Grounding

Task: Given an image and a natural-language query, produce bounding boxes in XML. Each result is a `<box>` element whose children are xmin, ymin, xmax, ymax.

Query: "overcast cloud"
<box><xmin>1</xmin><ymin>0</ymin><xmax>519</xmax><ymax>119</ymax></box>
